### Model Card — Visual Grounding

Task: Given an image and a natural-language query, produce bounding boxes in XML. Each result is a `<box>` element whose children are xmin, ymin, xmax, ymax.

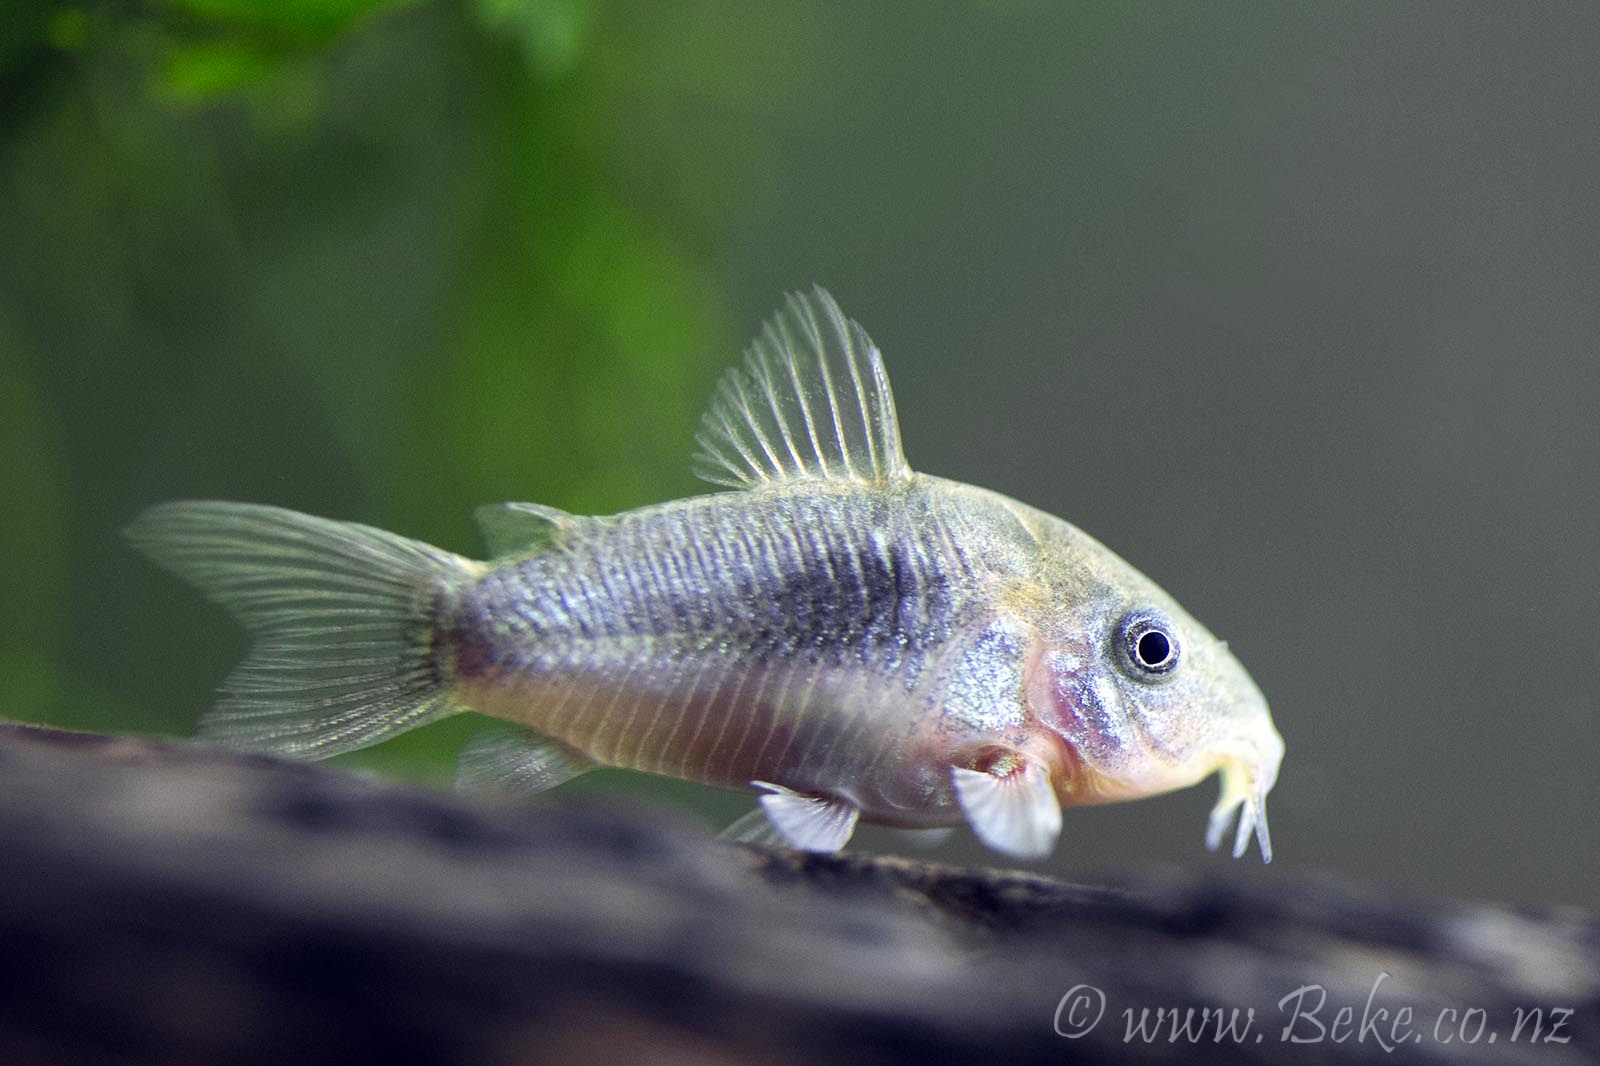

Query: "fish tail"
<box><xmin>125</xmin><ymin>501</ymin><xmax>482</xmax><ymax>758</ymax></box>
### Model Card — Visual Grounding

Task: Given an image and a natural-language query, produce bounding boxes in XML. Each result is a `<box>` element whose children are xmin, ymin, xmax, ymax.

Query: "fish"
<box><xmin>126</xmin><ymin>287</ymin><xmax>1284</xmax><ymax>862</ymax></box>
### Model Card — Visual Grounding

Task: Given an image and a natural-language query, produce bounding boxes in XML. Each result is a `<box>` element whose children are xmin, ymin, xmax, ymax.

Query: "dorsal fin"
<box><xmin>691</xmin><ymin>286</ymin><xmax>912</xmax><ymax>490</ymax></box>
<box><xmin>473</xmin><ymin>501</ymin><xmax>584</xmax><ymax>557</ymax></box>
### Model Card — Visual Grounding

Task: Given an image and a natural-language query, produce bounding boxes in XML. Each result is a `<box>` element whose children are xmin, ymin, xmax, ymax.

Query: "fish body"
<box><xmin>457</xmin><ymin>478</ymin><xmax>1035</xmax><ymax>825</ymax></box>
<box><xmin>128</xmin><ymin>288</ymin><xmax>1283</xmax><ymax>861</ymax></box>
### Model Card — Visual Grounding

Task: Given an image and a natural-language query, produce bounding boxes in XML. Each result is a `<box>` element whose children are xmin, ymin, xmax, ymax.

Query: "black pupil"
<box><xmin>1136</xmin><ymin>629</ymin><xmax>1172</xmax><ymax>667</ymax></box>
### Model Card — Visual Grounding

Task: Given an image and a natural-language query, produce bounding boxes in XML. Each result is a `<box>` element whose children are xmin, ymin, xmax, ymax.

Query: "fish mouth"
<box><xmin>1068</xmin><ymin>732</ymin><xmax>1283</xmax><ymax>863</ymax></box>
<box><xmin>1201</xmin><ymin>738</ymin><xmax>1283</xmax><ymax>863</ymax></box>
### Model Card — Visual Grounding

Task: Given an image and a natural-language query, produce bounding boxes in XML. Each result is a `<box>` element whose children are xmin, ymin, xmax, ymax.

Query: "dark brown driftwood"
<box><xmin>0</xmin><ymin>723</ymin><xmax>1592</xmax><ymax>1065</ymax></box>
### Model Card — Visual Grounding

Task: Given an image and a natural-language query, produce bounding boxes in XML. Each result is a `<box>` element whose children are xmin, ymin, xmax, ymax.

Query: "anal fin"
<box><xmin>454</xmin><ymin>726</ymin><xmax>594</xmax><ymax>796</ymax></box>
<box><xmin>746</xmin><ymin>780</ymin><xmax>859</xmax><ymax>852</ymax></box>
<box><xmin>951</xmin><ymin>758</ymin><xmax>1061</xmax><ymax>860</ymax></box>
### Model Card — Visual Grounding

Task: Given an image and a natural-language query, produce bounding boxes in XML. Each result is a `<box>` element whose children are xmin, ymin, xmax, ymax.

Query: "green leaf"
<box><xmin>471</xmin><ymin>0</ymin><xmax>593</xmax><ymax>80</ymax></box>
<box><xmin>164</xmin><ymin>0</ymin><xmax>412</xmax><ymax>40</ymax></box>
<box><xmin>0</xmin><ymin>0</ymin><xmax>53</xmax><ymax>75</ymax></box>
<box><xmin>161</xmin><ymin>39</ymin><xmax>282</xmax><ymax>98</ymax></box>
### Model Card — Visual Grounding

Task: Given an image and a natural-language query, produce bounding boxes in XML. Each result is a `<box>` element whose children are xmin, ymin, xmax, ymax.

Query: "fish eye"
<box><xmin>1117</xmin><ymin>611</ymin><xmax>1181</xmax><ymax>679</ymax></box>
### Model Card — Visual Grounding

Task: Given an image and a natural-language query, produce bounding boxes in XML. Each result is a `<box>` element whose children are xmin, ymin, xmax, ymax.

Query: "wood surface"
<box><xmin>0</xmin><ymin>724</ymin><xmax>1591</xmax><ymax>1065</ymax></box>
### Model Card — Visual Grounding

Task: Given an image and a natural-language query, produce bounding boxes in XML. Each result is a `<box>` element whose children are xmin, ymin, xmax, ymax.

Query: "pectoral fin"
<box><xmin>745</xmin><ymin>780</ymin><xmax>860</xmax><ymax>852</ymax></box>
<box><xmin>951</xmin><ymin>759</ymin><xmax>1062</xmax><ymax>860</ymax></box>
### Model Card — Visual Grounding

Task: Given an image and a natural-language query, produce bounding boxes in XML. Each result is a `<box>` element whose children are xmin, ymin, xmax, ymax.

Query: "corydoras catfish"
<box><xmin>127</xmin><ymin>287</ymin><xmax>1284</xmax><ymax>861</ymax></box>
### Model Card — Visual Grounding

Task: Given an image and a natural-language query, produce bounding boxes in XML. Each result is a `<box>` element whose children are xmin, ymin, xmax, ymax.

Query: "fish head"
<box><xmin>1019</xmin><ymin>524</ymin><xmax>1285</xmax><ymax>861</ymax></box>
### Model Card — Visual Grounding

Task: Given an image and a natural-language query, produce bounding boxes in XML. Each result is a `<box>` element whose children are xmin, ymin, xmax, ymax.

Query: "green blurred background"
<box><xmin>3</xmin><ymin>3</ymin><xmax>1595</xmax><ymax>907</ymax></box>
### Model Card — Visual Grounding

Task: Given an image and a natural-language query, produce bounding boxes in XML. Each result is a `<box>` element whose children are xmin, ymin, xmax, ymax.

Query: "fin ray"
<box><xmin>751</xmin><ymin>780</ymin><xmax>860</xmax><ymax>852</ymax></box>
<box><xmin>455</xmin><ymin>726</ymin><xmax>594</xmax><ymax>795</ymax></box>
<box><xmin>691</xmin><ymin>286</ymin><xmax>911</xmax><ymax>489</ymax></box>
<box><xmin>719</xmin><ymin>806</ymin><xmax>792</xmax><ymax>848</ymax></box>
<box><xmin>951</xmin><ymin>760</ymin><xmax>1062</xmax><ymax>860</ymax></box>
<box><xmin>125</xmin><ymin>501</ymin><xmax>480</xmax><ymax>758</ymax></box>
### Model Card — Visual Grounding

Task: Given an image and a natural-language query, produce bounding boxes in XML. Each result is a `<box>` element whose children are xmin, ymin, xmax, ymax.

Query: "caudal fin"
<box><xmin>125</xmin><ymin>501</ymin><xmax>482</xmax><ymax>758</ymax></box>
